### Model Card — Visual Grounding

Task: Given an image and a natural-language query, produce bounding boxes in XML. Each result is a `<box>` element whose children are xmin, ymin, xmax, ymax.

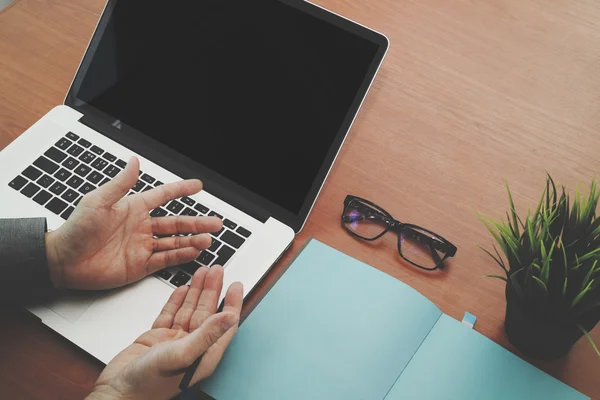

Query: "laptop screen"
<box><xmin>75</xmin><ymin>0</ymin><xmax>383</xmax><ymax>217</ymax></box>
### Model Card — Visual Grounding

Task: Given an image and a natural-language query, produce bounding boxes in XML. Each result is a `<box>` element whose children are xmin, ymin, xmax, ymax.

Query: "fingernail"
<box><xmin>221</xmin><ymin>314</ymin><xmax>239</xmax><ymax>331</ymax></box>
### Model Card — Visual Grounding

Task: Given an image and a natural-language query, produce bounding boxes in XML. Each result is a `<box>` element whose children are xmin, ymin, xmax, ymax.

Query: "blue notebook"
<box><xmin>198</xmin><ymin>239</ymin><xmax>589</xmax><ymax>400</ymax></box>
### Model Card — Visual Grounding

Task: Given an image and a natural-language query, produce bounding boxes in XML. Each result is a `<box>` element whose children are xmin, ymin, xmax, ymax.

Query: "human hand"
<box><xmin>87</xmin><ymin>266</ymin><xmax>243</xmax><ymax>400</ymax></box>
<box><xmin>45</xmin><ymin>156</ymin><xmax>222</xmax><ymax>290</ymax></box>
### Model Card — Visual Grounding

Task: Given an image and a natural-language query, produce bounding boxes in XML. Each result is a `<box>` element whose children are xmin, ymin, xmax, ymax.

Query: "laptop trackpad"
<box><xmin>46</xmin><ymin>292</ymin><xmax>98</xmax><ymax>323</ymax></box>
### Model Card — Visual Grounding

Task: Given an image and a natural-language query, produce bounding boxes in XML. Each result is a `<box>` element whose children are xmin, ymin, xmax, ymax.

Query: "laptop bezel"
<box><xmin>64</xmin><ymin>0</ymin><xmax>389</xmax><ymax>233</ymax></box>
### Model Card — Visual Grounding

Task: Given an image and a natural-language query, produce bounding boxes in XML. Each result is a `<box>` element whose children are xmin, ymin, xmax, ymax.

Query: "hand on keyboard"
<box><xmin>45</xmin><ymin>156</ymin><xmax>223</xmax><ymax>290</ymax></box>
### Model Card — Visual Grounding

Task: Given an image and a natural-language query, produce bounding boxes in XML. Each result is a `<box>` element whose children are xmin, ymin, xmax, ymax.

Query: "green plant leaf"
<box><xmin>509</xmin><ymin>267</ymin><xmax>525</xmax><ymax>298</ymax></box>
<box><xmin>571</xmin><ymin>279</ymin><xmax>595</xmax><ymax>308</ymax></box>
<box><xmin>562</xmin><ymin>277</ymin><xmax>568</xmax><ymax>297</ymax></box>
<box><xmin>532</xmin><ymin>276</ymin><xmax>548</xmax><ymax>292</ymax></box>
<box><xmin>505</xmin><ymin>181</ymin><xmax>520</xmax><ymax>238</ymax></box>
<box><xmin>486</xmin><ymin>275</ymin><xmax>508</xmax><ymax>282</ymax></box>
<box><xmin>579</xmin><ymin>248</ymin><xmax>600</xmax><ymax>262</ymax></box>
<box><xmin>577</xmin><ymin>325</ymin><xmax>600</xmax><ymax>358</ymax></box>
<box><xmin>582</xmin><ymin>260</ymin><xmax>598</xmax><ymax>290</ymax></box>
<box><xmin>477</xmin><ymin>244</ymin><xmax>509</xmax><ymax>276</ymax></box>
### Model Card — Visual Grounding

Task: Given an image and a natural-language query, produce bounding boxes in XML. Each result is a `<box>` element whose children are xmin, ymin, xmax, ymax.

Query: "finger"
<box><xmin>152</xmin><ymin>285</ymin><xmax>190</xmax><ymax>329</ymax></box>
<box><xmin>151</xmin><ymin>216</ymin><xmax>223</xmax><ymax>235</ymax></box>
<box><xmin>192</xmin><ymin>282</ymin><xmax>244</xmax><ymax>381</ymax></box>
<box><xmin>89</xmin><ymin>156</ymin><xmax>140</xmax><ymax>207</ymax></box>
<box><xmin>189</xmin><ymin>265</ymin><xmax>224</xmax><ymax>332</ymax></box>
<box><xmin>171</xmin><ymin>267</ymin><xmax>209</xmax><ymax>331</ymax></box>
<box><xmin>146</xmin><ymin>247</ymin><xmax>201</xmax><ymax>274</ymax></box>
<box><xmin>152</xmin><ymin>234</ymin><xmax>212</xmax><ymax>252</ymax></box>
<box><xmin>157</xmin><ymin>312</ymin><xmax>239</xmax><ymax>372</ymax></box>
<box><xmin>141</xmin><ymin>179</ymin><xmax>203</xmax><ymax>210</ymax></box>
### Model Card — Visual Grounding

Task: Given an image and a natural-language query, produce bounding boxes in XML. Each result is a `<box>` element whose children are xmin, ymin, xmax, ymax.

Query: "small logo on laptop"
<box><xmin>112</xmin><ymin>120</ymin><xmax>123</xmax><ymax>129</ymax></box>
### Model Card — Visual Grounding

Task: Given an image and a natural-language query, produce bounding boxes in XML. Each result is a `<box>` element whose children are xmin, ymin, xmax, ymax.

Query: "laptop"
<box><xmin>0</xmin><ymin>0</ymin><xmax>388</xmax><ymax>364</ymax></box>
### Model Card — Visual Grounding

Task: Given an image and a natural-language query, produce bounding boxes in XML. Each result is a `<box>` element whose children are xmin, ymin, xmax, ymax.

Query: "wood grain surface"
<box><xmin>1</xmin><ymin>0</ymin><xmax>599</xmax><ymax>398</ymax></box>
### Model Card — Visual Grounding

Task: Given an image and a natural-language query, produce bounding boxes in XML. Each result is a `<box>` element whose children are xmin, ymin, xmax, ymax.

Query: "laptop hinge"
<box><xmin>79</xmin><ymin>114</ymin><xmax>270</xmax><ymax>223</ymax></box>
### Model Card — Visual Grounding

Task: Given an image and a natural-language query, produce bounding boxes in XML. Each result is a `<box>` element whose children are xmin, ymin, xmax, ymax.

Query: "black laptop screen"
<box><xmin>76</xmin><ymin>0</ymin><xmax>381</xmax><ymax>215</ymax></box>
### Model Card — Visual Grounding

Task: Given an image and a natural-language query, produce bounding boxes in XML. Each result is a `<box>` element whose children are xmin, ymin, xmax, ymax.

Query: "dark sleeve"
<box><xmin>0</xmin><ymin>218</ymin><xmax>54</xmax><ymax>304</ymax></box>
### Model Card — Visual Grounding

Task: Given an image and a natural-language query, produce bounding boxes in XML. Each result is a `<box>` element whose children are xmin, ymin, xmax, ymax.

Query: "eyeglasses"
<box><xmin>341</xmin><ymin>195</ymin><xmax>457</xmax><ymax>271</ymax></box>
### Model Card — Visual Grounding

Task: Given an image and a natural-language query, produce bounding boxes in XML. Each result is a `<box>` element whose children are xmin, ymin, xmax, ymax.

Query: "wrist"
<box><xmin>45</xmin><ymin>230</ymin><xmax>65</xmax><ymax>289</ymax></box>
<box><xmin>86</xmin><ymin>384</ymin><xmax>129</xmax><ymax>400</ymax></box>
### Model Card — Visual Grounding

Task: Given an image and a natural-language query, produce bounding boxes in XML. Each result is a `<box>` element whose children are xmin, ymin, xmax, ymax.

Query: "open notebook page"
<box><xmin>198</xmin><ymin>239</ymin><xmax>442</xmax><ymax>400</ymax></box>
<box><xmin>385</xmin><ymin>314</ymin><xmax>589</xmax><ymax>400</ymax></box>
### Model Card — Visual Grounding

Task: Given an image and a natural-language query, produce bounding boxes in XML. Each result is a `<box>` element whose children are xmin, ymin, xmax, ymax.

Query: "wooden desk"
<box><xmin>1</xmin><ymin>0</ymin><xmax>599</xmax><ymax>398</ymax></box>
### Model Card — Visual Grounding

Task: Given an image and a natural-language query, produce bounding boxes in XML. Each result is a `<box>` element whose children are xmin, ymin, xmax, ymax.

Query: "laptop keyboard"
<box><xmin>8</xmin><ymin>132</ymin><xmax>252</xmax><ymax>287</ymax></box>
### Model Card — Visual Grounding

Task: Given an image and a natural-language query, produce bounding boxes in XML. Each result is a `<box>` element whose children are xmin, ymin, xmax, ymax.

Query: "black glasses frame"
<box><xmin>341</xmin><ymin>195</ymin><xmax>457</xmax><ymax>271</ymax></box>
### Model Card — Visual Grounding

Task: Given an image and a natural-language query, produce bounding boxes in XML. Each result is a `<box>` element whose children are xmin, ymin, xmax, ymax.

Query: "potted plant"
<box><xmin>479</xmin><ymin>175</ymin><xmax>600</xmax><ymax>359</ymax></box>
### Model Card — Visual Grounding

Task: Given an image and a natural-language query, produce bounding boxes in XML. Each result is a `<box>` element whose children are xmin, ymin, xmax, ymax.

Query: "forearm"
<box><xmin>0</xmin><ymin>218</ymin><xmax>55</xmax><ymax>304</ymax></box>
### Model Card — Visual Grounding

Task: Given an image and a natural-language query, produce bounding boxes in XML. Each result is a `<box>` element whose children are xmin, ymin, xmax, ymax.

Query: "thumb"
<box><xmin>159</xmin><ymin>312</ymin><xmax>239</xmax><ymax>373</ymax></box>
<box><xmin>92</xmin><ymin>156</ymin><xmax>140</xmax><ymax>206</ymax></box>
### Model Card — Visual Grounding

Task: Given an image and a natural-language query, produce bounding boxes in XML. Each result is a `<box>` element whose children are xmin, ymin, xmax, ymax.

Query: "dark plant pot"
<box><xmin>504</xmin><ymin>285</ymin><xmax>597</xmax><ymax>360</ymax></box>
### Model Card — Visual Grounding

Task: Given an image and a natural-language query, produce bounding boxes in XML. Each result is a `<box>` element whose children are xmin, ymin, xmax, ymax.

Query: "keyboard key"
<box><xmin>155</xmin><ymin>269</ymin><xmax>172</xmax><ymax>280</ymax></box>
<box><xmin>115</xmin><ymin>159</ymin><xmax>127</xmax><ymax>169</ymax></box>
<box><xmin>131</xmin><ymin>180</ymin><xmax>145</xmax><ymax>192</ymax></box>
<box><xmin>62</xmin><ymin>157</ymin><xmax>79</xmax><ymax>170</ymax></box>
<box><xmin>61</xmin><ymin>189</ymin><xmax>79</xmax><ymax>202</ymax></box>
<box><xmin>154</xmin><ymin>181</ymin><xmax>164</xmax><ymax>187</ymax></box>
<box><xmin>91</xmin><ymin>158</ymin><xmax>109</xmax><ymax>171</ymax></box>
<box><xmin>34</xmin><ymin>156</ymin><xmax>59</xmax><ymax>174</ymax></box>
<box><xmin>54</xmin><ymin>168</ymin><xmax>72</xmax><ymax>181</ymax></box>
<box><xmin>181</xmin><ymin>196</ymin><xmax>195</xmax><ymax>206</ymax></box>
<box><xmin>9</xmin><ymin>176</ymin><xmax>28</xmax><ymax>191</ymax></box>
<box><xmin>22</xmin><ymin>166</ymin><xmax>42</xmax><ymax>180</ymax></box>
<box><xmin>236</xmin><ymin>226</ymin><xmax>252</xmax><ymax>238</ymax></box>
<box><xmin>221</xmin><ymin>230</ymin><xmax>245</xmax><ymax>249</ymax></box>
<box><xmin>150</xmin><ymin>207</ymin><xmax>168</xmax><ymax>217</ymax></box>
<box><xmin>66</xmin><ymin>144</ymin><xmax>84</xmax><ymax>157</ymax></box>
<box><xmin>194</xmin><ymin>203</ymin><xmax>209</xmax><ymax>214</ymax></box>
<box><xmin>87</xmin><ymin>171</ymin><xmax>104</xmax><ymax>184</ymax></box>
<box><xmin>78</xmin><ymin>138</ymin><xmax>92</xmax><ymax>148</ymax></box>
<box><xmin>223</xmin><ymin>219</ymin><xmax>237</xmax><ymax>230</ymax></box>
<box><xmin>79</xmin><ymin>151</ymin><xmax>96</xmax><ymax>164</ymax></box>
<box><xmin>104</xmin><ymin>165</ymin><xmax>120</xmax><ymax>178</ymax></box>
<box><xmin>142</xmin><ymin>186</ymin><xmax>152</xmax><ymax>192</ymax></box>
<box><xmin>61</xmin><ymin>206</ymin><xmax>75</xmax><ymax>220</ymax></box>
<box><xmin>55</xmin><ymin>138</ymin><xmax>72</xmax><ymax>150</ymax></box>
<box><xmin>197</xmin><ymin>251</ymin><xmax>216</xmax><ymax>266</ymax></box>
<box><xmin>21</xmin><ymin>182</ymin><xmax>40</xmax><ymax>198</ymax></box>
<box><xmin>213</xmin><ymin>226</ymin><xmax>225</xmax><ymax>237</ymax></box>
<box><xmin>214</xmin><ymin>245</ymin><xmax>235</xmax><ymax>267</ymax></box>
<box><xmin>99</xmin><ymin>177</ymin><xmax>111</xmax><ymax>186</ymax></box>
<box><xmin>180</xmin><ymin>207</ymin><xmax>197</xmax><ymax>216</ymax></box>
<box><xmin>181</xmin><ymin>262</ymin><xmax>200</xmax><ymax>275</ymax></box>
<box><xmin>102</xmin><ymin>152</ymin><xmax>117</xmax><ymax>162</ymax></box>
<box><xmin>49</xmin><ymin>181</ymin><xmax>67</xmax><ymax>195</ymax></box>
<box><xmin>140</xmin><ymin>173</ymin><xmax>155</xmax><ymax>184</ymax></box>
<box><xmin>33</xmin><ymin>190</ymin><xmax>52</xmax><ymax>205</ymax></box>
<box><xmin>74</xmin><ymin>197</ymin><xmax>82</xmax><ymax>206</ymax></box>
<box><xmin>66</xmin><ymin>175</ymin><xmax>84</xmax><ymax>189</ymax></box>
<box><xmin>45</xmin><ymin>197</ymin><xmax>68</xmax><ymax>215</ymax></box>
<box><xmin>90</xmin><ymin>145</ymin><xmax>104</xmax><ymax>155</ymax></box>
<box><xmin>78</xmin><ymin>182</ymin><xmax>96</xmax><ymax>195</ymax></box>
<box><xmin>208</xmin><ymin>211</ymin><xmax>223</xmax><ymax>219</ymax></box>
<box><xmin>44</xmin><ymin>147</ymin><xmax>67</xmax><ymax>163</ymax></box>
<box><xmin>209</xmin><ymin>239</ymin><xmax>221</xmax><ymax>252</ymax></box>
<box><xmin>166</xmin><ymin>200</ymin><xmax>184</xmax><ymax>214</ymax></box>
<box><xmin>74</xmin><ymin>164</ymin><xmax>92</xmax><ymax>177</ymax></box>
<box><xmin>170</xmin><ymin>271</ymin><xmax>191</xmax><ymax>287</ymax></box>
<box><xmin>37</xmin><ymin>174</ymin><xmax>55</xmax><ymax>188</ymax></box>
<box><xmin>66</xmin><ymin>132</ymin><xmax>79</xmax><ymax>141</ymax></box>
